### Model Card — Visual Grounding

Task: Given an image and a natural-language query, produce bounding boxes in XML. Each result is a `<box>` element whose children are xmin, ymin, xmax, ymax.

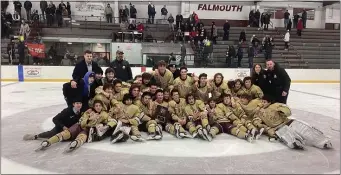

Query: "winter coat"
<box><xmin>297</xmin><ymin>19</ymin><xmax>303</xmax><ymax>30</ymax></box>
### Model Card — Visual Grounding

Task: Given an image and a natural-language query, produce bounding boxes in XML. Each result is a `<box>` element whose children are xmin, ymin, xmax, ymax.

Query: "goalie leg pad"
<box><xmin>276</xmin><ymin>125</ymin><xmax>305</xmax><ymax>149</ymax></box>
<box><xmin>288</xmin><ymin>119</ymin><xmax>332</xmax><ymax>149</ymax></box>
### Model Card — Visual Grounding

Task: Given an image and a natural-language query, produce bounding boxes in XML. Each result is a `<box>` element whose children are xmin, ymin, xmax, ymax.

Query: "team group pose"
<box><xmin>23</xmin><ymin>57</ymin><xmax>333</xmax><ymax>152</ymax></box>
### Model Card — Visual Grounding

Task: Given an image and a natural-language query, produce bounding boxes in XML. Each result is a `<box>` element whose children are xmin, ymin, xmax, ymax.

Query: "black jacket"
<box><xmin>265</xmin><ymin>63</ymin><xmax>291</xmax><ymax>95</ymax></box>
<box><xmin>40</xmin><ymin>0</ymin><xmax>47</xmax><ymax>10</ymax></box>
<box><xmin>52</xmin><ymin>107</ymin><xmax>82</xmax><ymax>130</ymax></box>
<box><xmin>13</xmin><ymin>1</ymin><xmax>22</xmax><ymax>10</ymax></box>
<box><xmin>223</xmin><ymin>22</ymin><xmax>230</xmax><ymax>32</ymax></box>
<box><xmin>89</xmin><ymin>78</ymin><xmax>104</xmax><ymax>99</ymax></box>
<box><xmin>176</xmin><ymin>14</ymin><xmax>183</xmax><ymax>22</ymax></box>
<box><xmin>161</xmin><ymin>7</ymin><xmax>168</xmax><ymax>15</ymax></box>
<box><xmin>63</xmin><ymin>79</ymin><xmax>85</xmax><ymax>101</ymax></box>
<box><xmin>24</xmin><ymin>1</ymin><xmax>32</xmax><ymax>10</ymax></box>
<box><xmin>109</xmin><ymin>59</ymin><xmax>133</xmax><ymax>82</ymax></box>
<box><xmin>251</xmin><ymin>70</ymin><xmax>268</xmax><ymax>94</ymax></box>
<box><xmin>72</xmin><ymin>59</ymin><xmax>103</xmax><ymax>82</ymax></box>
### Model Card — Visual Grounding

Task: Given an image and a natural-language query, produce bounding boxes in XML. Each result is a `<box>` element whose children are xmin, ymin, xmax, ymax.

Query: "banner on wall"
<box><xmin>235</xmin><ymin>69</ymin><xmax>250</xmax><ymax>79</ymax></box>
<box><xmin>189</xmin><ymin>3</ymin><xmax>251</xmax><ymax>20</ymax></box>
<box><xmin>26</xmin><ymin>43</ymin><xmax>45</xmax><ymax>58</ymax></box>
<box><xmin>24</xmin><ymin>67</ymin><xmax>42</xmax><ymax>77</ymax></box>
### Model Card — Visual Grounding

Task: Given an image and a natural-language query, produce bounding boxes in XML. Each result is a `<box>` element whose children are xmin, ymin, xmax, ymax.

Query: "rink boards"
<box><xmin>0</xmin><ymin>65</ymin><xmax>340</xmax><ymax>83</ymax></box>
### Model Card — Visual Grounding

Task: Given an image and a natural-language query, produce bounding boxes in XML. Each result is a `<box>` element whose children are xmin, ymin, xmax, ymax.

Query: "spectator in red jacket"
<box><xmin>297</xmin><ymin>18</ymin><xmax>303</xmax><ymax>36</ymax></box>
<box><xmin>193</xmin><ymin>11</ymin><xmax>199</xmax><ymax>24</ymax></box>
<box><xmin>189</xmin><ymin>26</ymin><xmax>197</xmax><ymax>41</ymax></box>
<box><xmin>137</xmin><ymin>22</ymin><xmax>144</xmax><ymax>32</ymax></box>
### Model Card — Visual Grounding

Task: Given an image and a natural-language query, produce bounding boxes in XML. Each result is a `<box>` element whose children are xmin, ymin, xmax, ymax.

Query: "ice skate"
<box><xmin>268</xmin><ymin>137</ymin><xmax>278</xmax><ymax>142</ymax></box>
<box><xmin>192</xmin><ymin>130</ymin><xmax>199</xmax><ymax>138</ymax></box>
<box><xmin>255</xmin><ymin>128</ymin><xmax>265</xmax><ymax>140</ymax></box>
<box><xmin>130</xmin><ymin>135</ymin><xmax>145</xmax><ymax>142</ymax></box>
<box><xmin>202</xmin><ymin>128</ymin><xmax>212</xmax><ymax>142</ymax></box>
<box><xmin>147</xmin><ymin>125</ymin><xmax>162</xmax><ymax>140</ymax></box>
<box><xmin>64</xmin><ymin>140</ymin><xmax>78</xmax><ymax>153</ymax></box>
<box><xmin>96</xmin><ymin>124</ymin><xmax>109</xmax><ymax>137</ymax></box>
<box><xmin>23</xmin><ymin>134</ymin><xmax>37</xmax><ymax>141</ymax></box>
<box><xmin>197</xmin><ymin>127</ymin><xmax>206</xmax><ymax>140</ymax></box>
<box><xmin>174</xmin><ymin>123</ymin><xmax>182</xmax><ymax>139</ymax></box>
<box><xmin>293</xmin><ymin>138</ymin><xmax>304</xmax><ymax>150</ymax></box>
<box><xmin>246</xmin><ymin>133</ymin><xmax>254</xmax><ymax>143</ymax></box>
<box><xmin>35</xmin><ymin>141</ymin><xmax>50</xmax><ymax>152</ymax></box>
<box><xmin>110</xmin><ymin>130</ymin><xmax>124</xmax><ymax>144</ymax></box>
<box><xmin>324</xmin><ymin>142</ymin><xmax>333</xmax><ymax>149</ymax></box>
<box><xmin>87</xmin><ymin>127</ymin><xmax>94</xmax><ymax>143</ymax></box>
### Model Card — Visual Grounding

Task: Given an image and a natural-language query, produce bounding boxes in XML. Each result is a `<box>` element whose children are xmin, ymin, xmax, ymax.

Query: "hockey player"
<box><xmin>238</xmin><ymin>94</ymin><xmax>263</xmax><ymax>118</ymax></box>
<box><xmin>36</xmin><ymin>100</ymin><xmax>109</xmax><ymax>152</ymax></box>
<box><xmin>110</xmin><ymin>79</ymin><xmax>129</xmax><ymax>106</ymax></box>
<box><xmin>183</xmin><ymin>93</ymin><xmax>212</xmax><ymax>141</ymax></box>
<box><xmin>173</xmin><ymin>67</ymin><xmax>198</xmax><ymax>98</ymax></box>
<box><xmin>242</xmin><ymin>76</ymin><xmax>264</xmax><ymax>99</ymax></box>
<box><xmin>207</xmin><ymin>95</ymin><xmax>255</xmax><ymax>142</ymax></box>
<box><xmin>110</xmin><ymin>94</ymin><xmax>144</xmax><ymax>143</ymax></box>
<box><xmin>209</xmin><ymin>73</ymin><xmax>231</xmax><ymax>101</ymax></box>
<box><xmin>193</xmin><ymin>73</ymin><xmax>212</xmax><ymax>103</ymax></box>
<box><xmin>152</xmin><ymin>60</ymin><xmax>174</xmax><ymax>89</ymax></box>
<box><xmin>140</xmin><ymin>72</ymin><xmax>155</xmax><ymax>92</ymax></box>
<box><xmin>231</xmin><ymin>79</ymin><xmax>244</xmax><ymax>98</ymax></box>
<box><xmin>90</xmin><ymin>83</ymin><xmax>113</xmax><ymax>111</ymax></box>
<box><xmin>137</xmin><ymin>92</ymin><xmax>162</xmax><ymax>140</ymax></box>
<box><xmin>23</xmin><ymin>98</ymin><xmax>83</xmax><ymax>140</ymax></box>
<box><xmin>163</xmin><ymin>88</ymin><xmax>171</xmax><ymax>102</ymax></box>
<box><xmin>168</xmin><ymin>89</ymin><xmax>191</xmax><ymax>139</ymax></box>
<box><xmin>253</xmin><ymin>95</ymin><xmax>332</xmax><ymax>149</ymax></box>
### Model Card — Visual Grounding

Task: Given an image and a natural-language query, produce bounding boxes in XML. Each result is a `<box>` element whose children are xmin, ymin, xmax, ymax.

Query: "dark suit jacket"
<box><xmin>72</xmin><ymin>59</ymin><xmax>103</xmax><ymax>81</ymax></box>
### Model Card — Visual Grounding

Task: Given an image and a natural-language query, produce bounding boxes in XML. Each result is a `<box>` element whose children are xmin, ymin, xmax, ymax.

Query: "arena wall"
<box><xmin>0</xmin><ymin>66</ymin><xmax>339</xmax><ymax>83</ymax></box>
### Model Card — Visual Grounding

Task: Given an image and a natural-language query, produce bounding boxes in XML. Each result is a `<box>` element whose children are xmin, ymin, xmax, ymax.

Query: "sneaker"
<box><xmin>64</xmin><ymin>140</ymin><xmax>78</xmax><ymax>153</ymax></box>
<box><xmin>110</xmin><ymin>130</ymin><xmax>124</xmax><ymax>144</ymax></box>
<box><xmin>35</xmin><ymin>141</ymin><xmax>50</xmax><ymax>152</ymax></box>
<box><xmin>23</xmin><ymin>134</ymin><xmax>37</xmax><ymax>141</ymax></box>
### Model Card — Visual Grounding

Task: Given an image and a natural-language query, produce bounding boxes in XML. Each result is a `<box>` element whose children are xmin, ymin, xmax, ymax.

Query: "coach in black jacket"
<box><xmin>109</xmin><ymin>49</ymin><xmax>133</xmax><ymax>82</ymax></box>
<box><xmin>71</xmin><ymin>50</ymin><xmax>103</xmax><ymax>88</ymax></box>
<box><xmin>23</xmin><ymin>98</ymin><xmax>83</xmax><ymax>140</ymax></box>
<box><xmin>265</xmin><ymin>60</ymin><xmax>291</xmax><ymax>104</ymax></box>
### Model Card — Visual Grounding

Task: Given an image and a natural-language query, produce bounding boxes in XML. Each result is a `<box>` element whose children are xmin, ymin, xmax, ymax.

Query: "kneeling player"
<box><xmin>35</xmin><ymin>100</ymin><xmax>109</xmax><ymax>152</ymax></box>
<box><xmin>184</xmin><ymin>94</ymin><xmax>212</xmax><ymax>141</ymax></box>
<box><xmin>253</xmin><ymin>95</ymin><xmax>332</xmax><ymax>149</ymax></box>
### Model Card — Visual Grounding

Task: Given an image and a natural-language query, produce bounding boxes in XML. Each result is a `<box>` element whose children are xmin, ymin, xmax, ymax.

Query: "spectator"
<box><xmin>58</xmin><ymin>1</ymin><xmax>66</xmax><ymax>10</ymax></box>
<box><xmin>293</xmin><ymin>14</ymin><xmax>299</xmax><ymax>28</ymax></box>
<box><xmin>211</xmin><ymin>22</ymin><xmax>217</xmax><ymax>44</ymax></box>
<box><xmin>148</xmin><ymin>2</ymin><xmax>152</xmax><ymax>24</ymax></box>
<box><xmin>24</xmin><ymin>0</ymin><xmax>32</xmax><ymax>20</ymax></box>
<box><xmin>71</xmin><ymin>50</ymin><xmax>103</xmax><ymax>88</ymax></box>
<box><xmin>128</xmin><ymin>21</ymin><xmax>136</xmax><ymax>30</ymax></box>
<box><xmin>7</xmin><ymin>42</ymin><xmax>14</xmax><ymax>64</ymax></box>
<box><xmin>239</xmin><ymin>29</ymin><xmax>246</xmax><ymax>43</ymax></box>
<box><xmin>250</xmin><ymin>35</ymin><xmax>260</xmax><ymax>56</ymax></box>
<box><xmin>284</xmin><ymin>30</ymin><xmax>290</xmax><ymax>50</ymax></box>
<box><xmin>193</xmin><ymin>11</ymin><xmax>199</xmax><ymax>25</ymax></box>
<box><xmin>180</xmin><ymin>43</ymin><xmax>186</xmax><ymax>65</ymax></box>
<box><xmin>56</xmin><ymin>7</ymin><xmax>63</xmax><ymax>27</ymax></box>
<box><xmin>13</xmin><ymin>1</ymin><xmax>22</xmax><ymax>17</ymax></box>
<box><xmin>248</xmin><ymin>10</ymin><xmax>254</xmax><ymax>27</ymax></box>
<box><xmin>119</xmin><ymin>6</ymin><xmax>124</xmax><ymax>23</ymax></box>
<box><xmin>284</xmin><ymin>10</ymin><xmax>290</xmax><ymax>28</ymax></box>
<box><xmin>168</xmin><ymin>52</ymin><xmax>176</xmax><ymax>65</ymax></box>
<box><xmin>120</xmin><ymin>21</ymin><xmax>128</xmax><ymax>41</ymax></box>
<box><xmin>223</xmin><ymin>20</ymin><xmax>230</xmax><ymax>40</ymax></box>
<box><xmin>161</xmin><ymin>5</ymin><xmax>168</xmax><ymax>20</ymax></box>
<box><xmin>40</xmin><ymin>0</ymin><xmax>48</xmax><ymax>20</ymax></box>
<box><xmin>109</xmin><ymin>49</ymin><xmax>133</xmax><ymax>82</ymax></box>
<box><xmin>237</xmin><ymin>46</ymin><xmax>243</xmax><ymax>67</ymax></box>
<box><xmin>247</xmin><ymin>46</ymin><xmax>255</xmax><ymax>68</ymax></box>
<box><xmin>262</xmin><ymin>35</ymin><xmax>274</xmax><ymax>60</ymax></box>
<box><xmin>130</xmin><ymin>4</ymin><xmax>137</xmax><ymax>19</ymax></box>
<box><xmin>286</xmin><ymin>19</ymin><xmax>292</xmax><ymax>31</ymax></box>
<box><xmin>189</xmin><ymin>26</ymin><xmax>197</xmax><ymax>41</ymax></box>
<box><xmin>62</xmin><ymin>6</ymin><xmax>69</xmax><ymax>26</ymax></box>
<box><xmin>175</xmin><ymin>14</ymin><xmax>183</xmax><ymax>29</ymax></box>
<box><xmin>61</xmin><ymin>55</ymin><xmax>72</xmax><ymax>66</ymax></box>
<box><xmin>19</xmin><ymin>20</ymin><xmax>30</xmax><ymax>39</ymax></box>
<box><xmin>17</xmin><ymin>41</ymin><xmax>26</xmax><ymax>65</ymax></box>
<box><xmin>66</xmin><ymin>2</ymin><xmax>71</xmax><ymax>17</ymax></box>
<box><xmin>104</xmin><ymin>4</ymin><xmax>113</xmax><ymax>23</ymax></box>
<box><xmin>150</xmin><ymin>5</ymin><xmax>156</xmax><ymax>24</ymax></box>
<box><xmin>302</xmin><ymin>10</ymin><xmax>307</xmax><ymax>28</ymax></box>
<box><xmin>226</xmin><ymin>45</ymin><xmax>235</xmax><ymax>68</ymax></box>
<box><xmin>251</xmin><ymin>64</ymin><xmax>268</xmax><ymax>93</ymax></box>
<box><xmin>297</xmin><ymin>18</ymin><xmax>303</xmax><ymax>36</ymax></box>
<box><xmin>47</xmin><ymin>46</ymin><xmax>56</xmax><ymax>59</ymax></box>
<box><xmin>124</xmin><ymin>5</ymin><xmax>129</xmax><ymax>22</ymax></box>
<box><xmin>46</xmin><ymin>3</ymin><xmax>54</xmax><ymax>26</ymax></box>
<box><xmin>176</xmin><ymin>28</ymin><xmax>184</xmax><ymax>42</ymax></box>
<box><xmin>137</xmin><ymin>22</ymin><xmax>144</xmax><ymax>32</ymax></box>
<box><xmin>1</xmin><ymin>1</ymin><xmax>9</xmax><ymax>12</ymax></box>
<box><xmin>168</xmin><ymin>13</ymin><xmax>174</xmax><ymax>31</ymax></box>
<box><xmin>265</xmin><ymin>59</ymin><xmax>291</xmax><ymax>104</ymax></box>
<box><xmin>97</xmin><ymin>56</ymin><xmax>110</xmax><ymax>66</ymax></box>
<box><xmin>255</xmin><ymin>9</ymin><xmax>260</xmax><ymax>28</ymax></box>
<box><xmin>264</xmin><ymin>12</ymin><xmax>271</xmax><ymax>30</ymax></box>
<box><xmin>260</xmin><ymin>12</ymin><xmax>265</xmax><ymax>29</ymax></box>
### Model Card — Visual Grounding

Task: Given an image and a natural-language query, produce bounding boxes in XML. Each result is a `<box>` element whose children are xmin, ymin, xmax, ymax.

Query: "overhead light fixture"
<box><xmin>68</xmin><ymin>42</ymin><xmax>72</xmax><ymax>44</ymax></box>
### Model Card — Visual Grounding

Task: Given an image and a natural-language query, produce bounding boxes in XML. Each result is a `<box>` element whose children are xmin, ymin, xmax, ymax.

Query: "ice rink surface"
<box><xmin>1</xmin><ymin>82</ymin><xmax>340</xmax><ymax>174</ymax></box>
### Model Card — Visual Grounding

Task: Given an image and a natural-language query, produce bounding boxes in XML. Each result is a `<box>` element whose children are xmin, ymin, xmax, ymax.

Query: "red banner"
<box><xmin>26</xmin><ymin>43</ymin><xmax>46</xmax><ymax>58</ymax></box>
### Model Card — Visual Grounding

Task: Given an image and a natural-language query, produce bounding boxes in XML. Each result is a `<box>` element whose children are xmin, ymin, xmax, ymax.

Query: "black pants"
<box><xmin>223</xmin><ymin>31</ymin><xmax>229</xmax><ymax>40</ymax></box>
<box><xmin>37</xmin><ymin>127</ymin><xmax>61</xmax><ymax>138</ymax></box>
<box><xmin>264</xmin><ymin>24</ymin><xmax>269</xmax><ymax>30</ymax></box>
<box><xmin>237</xmin><ymin>55</ymin><xmax>242</xmax><ymax>67</ymax></box>
<box><xmin>276</xmin><ymin>91</ymin><xmax>289</xmax><ymax>104</ymax></box>
<box><xmin>106</xmin><ymin>14</ymin><xmax>112</xmax><ymax>23</ymax></box>
<box><xmin>26</xmin><ymin>9</ymin><xmax>31</xmax><ymax>20</ymax></box>
<box><xmin>284</xmin><ymin>42</ymin><xmax>289</xmax><ymax>49</ymax></box>
<box><xmin>226</xmin><ymin>56</ymin><xmax>233</xmax><ymax>68</ymax></box>
<box><xmin>297</xmin><ymin>30</ymin><xmax>302</xmax><ymax>36</ymax></box>
<box><xmin>264</xmin><ymin>51</ymin><xmax>272</xmax><ymax>60</ymax></box>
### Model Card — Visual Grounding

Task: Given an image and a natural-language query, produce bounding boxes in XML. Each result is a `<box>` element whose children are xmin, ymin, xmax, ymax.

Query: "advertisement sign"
<box><xmin>26</xmin><ymin>43</ymin><xmax>45</xmax><ymax>58</ymax></box>
<box><xmin>235</xmin><ymin>69</ymin><xmax>250</xmax><ymax>79</ymax></box>
<box><xmin>24</xmin><ymin>67</ymin><xmax>42</xmax><ymax>77</ymax></box>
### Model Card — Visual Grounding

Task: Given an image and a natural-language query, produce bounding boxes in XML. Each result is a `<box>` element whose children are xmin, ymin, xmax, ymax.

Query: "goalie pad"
<box><xmin>288</xmin><ymin>119</ymin><xmax>332</xmax><ymax>149</ymax></box>
<box><xmin>276</xmin><ymin>125</ymin><xmax>305</xmax><ymax>149</ymax></box>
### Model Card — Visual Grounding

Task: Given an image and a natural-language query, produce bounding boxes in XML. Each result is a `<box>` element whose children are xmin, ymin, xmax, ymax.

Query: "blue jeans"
<box><xmin>284</xmin><ymin>19</ymin><xmax>289</xmax><ymax>28</ymax></box>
